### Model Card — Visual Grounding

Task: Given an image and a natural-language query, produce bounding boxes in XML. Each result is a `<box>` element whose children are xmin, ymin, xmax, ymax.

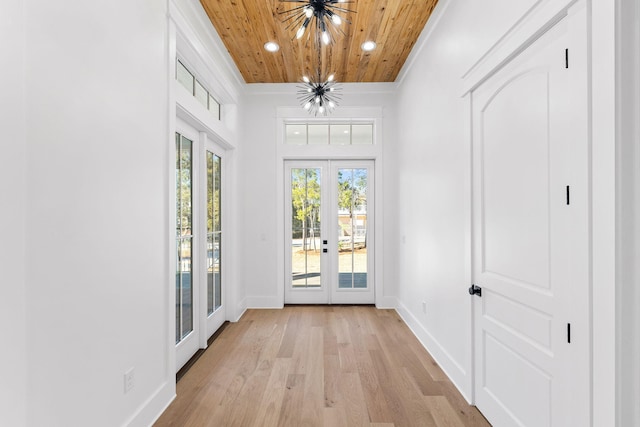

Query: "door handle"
<box><xmin>323</xmin><ymin>248</ymin><xmax>328</xmax><ymax>253</ymax></box>
<box><xmin>468</xmin><ymin>284</ymin><xmax>482</xmax><ymax>297</ymax></box>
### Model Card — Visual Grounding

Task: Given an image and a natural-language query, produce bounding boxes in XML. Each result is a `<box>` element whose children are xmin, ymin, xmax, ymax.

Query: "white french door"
<box><xmin>175</xmin><ymin>118</ymin><xmax>227</xmax><ymax>372</ymax></box>
<box><xmin>175</xmin><ymin>122</ymin><xmax>199</xmax><ymax>371</ymax></box>
<box><xmin>470</xmin><ymin>6</ymin><xmax>589</xmax><ymax>427</ymax></box>
<box><xmin>202</xmin><ymin>138</ymin><xmax>226</xmax><ymax>338</ymax></box>
<box><xmin>284</xmin><ymin>160</ymin><xmax>375</xmax><ymax>304</ymax></box>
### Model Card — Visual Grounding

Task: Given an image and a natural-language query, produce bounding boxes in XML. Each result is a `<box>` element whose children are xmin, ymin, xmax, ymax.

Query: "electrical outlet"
<box><xmin>124</xmin><ymin>368</ymin><xmax>135</xmax><ymax>394</ymax></box>
<box><xmin>422</xmin><ymin>301</ymin><xmax>427</xmax><ymax>314</ymax></box>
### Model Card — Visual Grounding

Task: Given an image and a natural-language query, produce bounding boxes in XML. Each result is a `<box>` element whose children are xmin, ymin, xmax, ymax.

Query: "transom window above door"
<box><xmin>285</xmin><ymin>123</ymin><xmax>374</xmax><ymax>145</ymax></box>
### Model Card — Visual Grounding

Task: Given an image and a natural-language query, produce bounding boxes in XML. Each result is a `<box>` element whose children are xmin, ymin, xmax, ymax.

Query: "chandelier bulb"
<box><xmin>319</xmin><ymin>106</ymin><xmax>325</xmax><ymax>114</ymax></box>
<box><xmin>322</xmin><ymin>31</ymin><xmax>330</xmax><ymax>45</ymax></box>
<box><xmin>304</xmin><ymin>102</ymin><xmax>312</xmax><ymax>110</ymax></box>
<box><xmin>331</xmin><ymin>14</ymin><xmax>342</xmax><ymax>25</ymax></box>
<box><xmin>303</xmin><ymin>75</ymin><xmax>310</xmax><ymax>83</ymax></box>
<box><xmin>304</xmin><ymin>6</ymin><xmax>313</xmax><ymax>18</ymax></box>
<box><xmin>327</xmin><ymin>74</ymin><xmax>334</xmax><ymax>82</ymax></box>
<box><xmin>315</xmin><ymin>96</ymin><xmax>320</xmax><ymax>104</ymax></box>
<box><xmin>329</xmin><ymin>101</ymin><xmax>336</xmax><ymax>108</ymax></box>
<box><xmin>296</xmin><ymin>18</ymin><xmax>310</xmax><ymax>39</ymax></box>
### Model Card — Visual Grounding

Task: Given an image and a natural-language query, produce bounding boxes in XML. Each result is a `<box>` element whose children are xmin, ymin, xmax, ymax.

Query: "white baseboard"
<box><xmin>246</xmin><ymin>295</ymin><xmax>285</xmax><ymax>309</ymax></box>
<box><xmin>375</xmin><ymin>295</ymin><xmax>398</xmax><ymax>309</ymax></box>
<box><xmin>124</xmin><ymin>380</ymin><xmax>175</xmax><ymax>427</ymax></box>
<box><xmin>395</xmin><ymin>300</ymin><xmax>472</xmax><ymax>403</ymax></box>
<box><xmin>233</xmin><ymin>297</ymin><xmax>248</xmax><ymax>321</ymax></box>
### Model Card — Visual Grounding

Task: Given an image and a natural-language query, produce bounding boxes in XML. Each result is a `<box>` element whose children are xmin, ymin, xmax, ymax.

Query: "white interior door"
<box><xmin>284</xmin><ymin>160</ymin><xmax>375</xmax><ymax>304</ymax></box>
<box><xmin>471</xmin><ymin>7</ymin><xmax>589</xmax><ymax>427</ymax></box>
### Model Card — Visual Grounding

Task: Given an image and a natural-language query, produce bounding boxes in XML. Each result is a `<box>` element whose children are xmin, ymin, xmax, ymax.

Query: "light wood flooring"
<box><xmin>155</xmin><ymin>306</ymin><xmax>491</xmax><ymax>427</ymax></box>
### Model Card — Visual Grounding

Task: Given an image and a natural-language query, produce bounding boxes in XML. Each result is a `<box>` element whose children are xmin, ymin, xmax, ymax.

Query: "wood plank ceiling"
<box><xmin>199</xmin><ymin>0</ymin><xmax>439</xmax><ymax>83</ymax></box>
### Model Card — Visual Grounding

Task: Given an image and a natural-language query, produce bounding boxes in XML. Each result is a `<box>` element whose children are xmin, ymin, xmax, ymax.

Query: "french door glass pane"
<box><xmin>176</xmin><ymin>134</ymin><xmax>193</xmax><ymax>342</ymax></box>
<box><xmin>207</xmin><ymin>151</ymin><xmax>222</xmax><ymax>315</ymax></box>
<box><xmin>337</xmin><ymin>168</ymin><xmax>367</xmax><ymax>288</ymax></box>
<box><xmin>291</xmin><ymin>168</ymin><xmax>322</xmax><ymax>288</ymax></box>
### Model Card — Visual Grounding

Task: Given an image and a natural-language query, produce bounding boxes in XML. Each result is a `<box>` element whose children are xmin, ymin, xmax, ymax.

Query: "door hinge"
<box><xmin>565</xmin><ymin>48</ymin><xmax>569</xmax><ymax>68</ymax></box>
<box><xmin>468</xmin><ymin>284</ymin><xmax>482</xmax><ymax>297</ymax></box>
<box><xmin>567</xmin><ymin>323</ymin><xmax>571</xmax><ymax>343</ymax></box>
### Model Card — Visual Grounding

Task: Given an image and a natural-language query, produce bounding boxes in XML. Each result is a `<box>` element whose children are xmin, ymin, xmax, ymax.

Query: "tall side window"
<box><xmin>176</xmin><ymin>133</ymin><xmax>193</xmax><ymax>343</ymax></box>
<box><xmin>207</xmin><ymin>152</ymin><xmax>222</xmax><ymax>314</ymax></box>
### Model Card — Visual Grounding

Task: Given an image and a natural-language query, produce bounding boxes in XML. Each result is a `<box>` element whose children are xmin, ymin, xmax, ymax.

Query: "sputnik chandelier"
<box><xmin>297</xmin><ymin>72</ymin><xmax>341</xmax><ymax>116</ymax></box>
<box><xmin>279</xmin><ymin>0</ymin><xmax>354</xmax><ymax>45</ymax></box>
<box><xmin>280</xmin><ymin>0</ymin><xmax>355</xmax><ymax>115</ymax></box>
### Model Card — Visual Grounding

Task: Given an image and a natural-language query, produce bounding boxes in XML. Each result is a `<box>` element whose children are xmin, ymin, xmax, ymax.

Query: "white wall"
<box><xmin>240</xmin><ymin>85</ymin><xmax>397</xmax><ymax>307</ymax></box>
<box><xmin>0</xmin><ymin>0</ymin><xmax>27</xmax><ymax>425</ymax></box>
<box><xmin>617</xmin><ymin>0</ymin><xmax>640</xmax><ymax>424</ymax></box>
<box><xmin>394</xmin><ymin>0</ymin><xmax>555</xmax><ymax>399</ymax></box>
<box><xmin>24</xmin><ymin>1</ymin><xmax>172</xmax><ymax>425</ymax></box>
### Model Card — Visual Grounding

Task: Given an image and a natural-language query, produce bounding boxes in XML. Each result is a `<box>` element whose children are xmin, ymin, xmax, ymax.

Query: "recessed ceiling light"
<box><xmin>361</xmin><ymin>41</ymin><xmax>377</xmax><ymax>52</ymax></box>
<box><xmin>264</xmin><ymin>42</ymin><xmax>280</xmax><ymax>52</ymax></box>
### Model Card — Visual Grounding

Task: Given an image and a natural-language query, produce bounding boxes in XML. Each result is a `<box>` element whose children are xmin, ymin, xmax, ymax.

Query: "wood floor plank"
<box><xmin>337</xmin><ymin>372</ymin><xmax>370</xmax><ymax>427</ymax></box>
<box><xmin>251</xmin><ymin>358</ymin><xmax>291</xmax><ymax>426</ymax></box>
<box><xmin>300</xmin><ymin>326</ymin><xmax>325</xmax><ymax>426</ymax></box>
<box><xmin>424</xmin><ymin>396</ymin><xmax>466</xmax><ymax>427</ymax></box>
<box><xmin>354</xmin><ymin>346</ymin><xmax>394</xmax><ymax>423</ymax></box>
<box><xmin>324</xmin><ymin>354</ymin><xmax>341</xmax><ymax>409</ymax></box>
<box><xmin>277</xmin><ymin>374</ymin><xmax>305</xmax><ymax>427</ymax></box>
<box><xmin>323</xmin><ymin>407</ymin><xmax>349</xmax><ymax>427</ymax></box>
<box><xmin>154</xmin><ymin>306</ymin><xmax>491</xmax><ymax>427</ymax></box>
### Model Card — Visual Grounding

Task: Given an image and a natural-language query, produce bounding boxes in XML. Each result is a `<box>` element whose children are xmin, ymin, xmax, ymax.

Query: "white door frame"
<box><xmin>175</xmin><ymin>117</ymin><xmax>231</xmax><ymax>372</ymax></box>
<box><xmin>175</xmin><ymin>118</ymin><xmax>201</xmax><ymax>371</ymax></box>
<box><xmin>283</xmin><ymin>159</ymin><xmax>375</xmax><ymax>305</ymax></box>
<box><xmin>462</xmin><ymin>1</ymin><xmax>590</xmax><ymax>424</ymax></box>
<box><xmin>272</xmin><ymin>107</ymin><xmax>391</xmax><ymax>309</ymax></box>
<box><xmin>200</xmin><ymin>136</ymin><xmax>227</xmax><ymax>339</ymax></box>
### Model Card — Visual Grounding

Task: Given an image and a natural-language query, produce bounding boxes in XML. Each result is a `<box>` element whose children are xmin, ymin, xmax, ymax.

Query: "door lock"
<box><xmin>468</xmin><ymin>284</ymin><xmax>482</xmax><ymax>297</ymax></box>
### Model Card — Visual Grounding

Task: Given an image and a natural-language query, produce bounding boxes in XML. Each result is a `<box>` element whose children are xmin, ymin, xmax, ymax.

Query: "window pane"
<box><xmin>330</xmin><ymin>124</ymin><xmax>351</xmax><ymax>145</ymax></box>
<box><xmin>178</xmin><ymin>237</ymin><xmax>193</xmax><ymax>338</ymax></box>
<box><xmin>195</xmin><ymin>80</ymin><xmax>208</xmax><ymax>108</ymax></box>
<box><xmin>214</xmin><ymin>155</ymin><xmax>221</xmax><ymax>232</ymax></box>
<box><xmin>207</xmin><ymin>233</ymin><xmax>214</xmax><ymax>315</ymax></box>
<box><xmin>214</xmin><ymin>232</ymin><xmax>222</xmax><ymax>310</ymax></box>
<box><xmin>176</xmin><ymin>133</ymin><xmax>193</xmax><ymax>343</ymax></box>
<box><xmin>308</xmin><ymin>124</ymin><xmax>329</xmax><ymax>145</ymax></box>
<box><xmin>337</xmin><ymin>168</ymin><xmax>368</xmax><ymax>289</ymax></box>
<box><xmin>286</xmin><ymin>124</ymin><xmax>307</xmax><ymax>145</ymax></box>
<box><xmin>207</xmin><ymin>152</ymin><xmax>222</xmax><ymax>315</ymax></box>
<box><xmin>351</xmin><ymin>124</ymin><xmax>374</xmax><ymax>144</ymax></box>
<box><xmin>209</xmin><ymin>95</ymin><xmax>220</xmax><ymax>120</ymax></box>
<box><xmin>176</xmin><ymin>61</ymin><xmax>194</xmax><ymax>94</ymax></box>
<box><xmin>291</xmin><ymin>168</ymin><xmax>322</xmax><ymax>288</ymax></box>
<box><xmin>178</xmin><ymin>136</ymin><xmax>192</xmax><ymax>234</ymax></box>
